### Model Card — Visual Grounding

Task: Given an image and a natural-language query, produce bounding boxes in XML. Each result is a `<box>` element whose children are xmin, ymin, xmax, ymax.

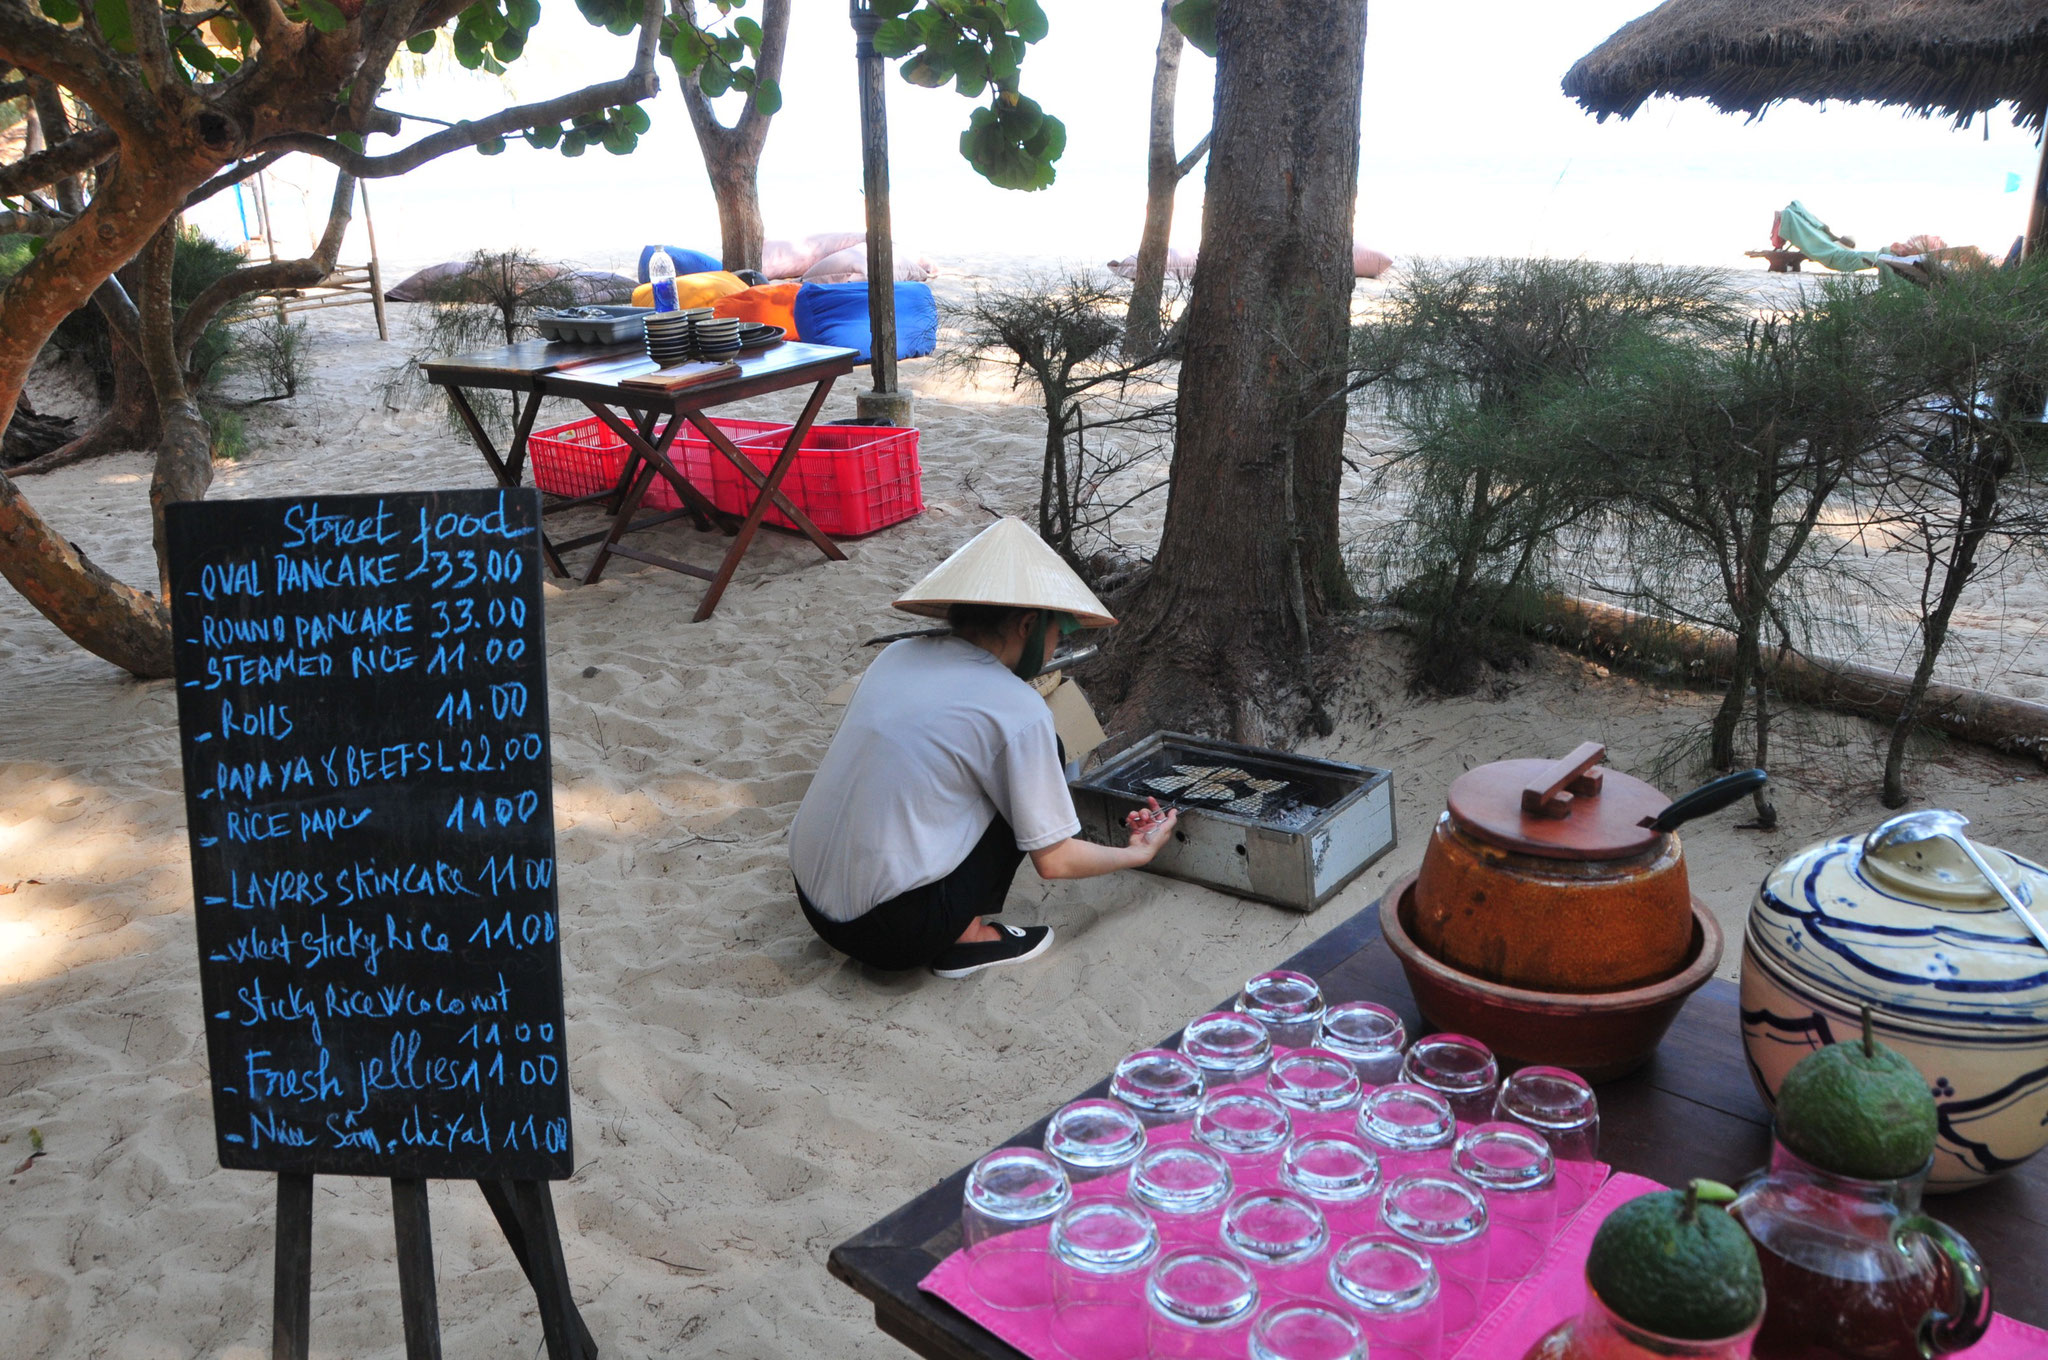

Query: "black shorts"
<box><xmin>797</xmin><ymin>814</ymin><xmax>1027</xmax><ymax>971</ymax></box>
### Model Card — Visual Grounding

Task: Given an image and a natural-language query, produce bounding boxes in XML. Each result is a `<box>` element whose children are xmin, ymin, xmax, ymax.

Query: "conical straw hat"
<box><xmin>894</xmin><ymin>517</ymin><xmax>1116</xmax><ymax>627</ymax></box>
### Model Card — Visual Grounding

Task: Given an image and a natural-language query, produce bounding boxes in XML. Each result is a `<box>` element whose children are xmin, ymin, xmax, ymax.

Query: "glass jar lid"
<box><xmin>1752</xmin><ymin>832</ymin><xmax>2048</xmax><ymax>1029</ymax></box>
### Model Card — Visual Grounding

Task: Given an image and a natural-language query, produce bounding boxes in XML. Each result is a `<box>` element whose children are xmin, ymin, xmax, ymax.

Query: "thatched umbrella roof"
<box><xmin>1563</xmin><ymin>0</ymin><xmax>2048</xmax><ymax>128</ymax></box>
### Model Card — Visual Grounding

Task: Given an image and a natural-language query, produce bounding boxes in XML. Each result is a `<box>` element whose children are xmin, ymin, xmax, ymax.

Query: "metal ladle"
<box><xmin>1864</xmin><ymin>809</ymin><xmax>2048</xmax><ymax>953</ymax></box>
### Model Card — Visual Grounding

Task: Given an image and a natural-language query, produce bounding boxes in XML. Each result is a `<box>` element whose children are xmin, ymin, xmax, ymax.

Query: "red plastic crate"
<box><xmin>706</xmin><ymin>423</ymin><xmax>925</xmax><ymax>537</ymax></box>
<box><xmin>526</xmin><ymin>417</ymin><xmax>788</xmax><ymax>512</ymax></box>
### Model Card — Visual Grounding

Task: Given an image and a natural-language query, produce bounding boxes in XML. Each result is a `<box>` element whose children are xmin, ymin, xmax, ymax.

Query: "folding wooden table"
<box><xmin>828</xmin><ymin>883</ymin><xmax>2048</xmax><ymax>1359</ymax></box>
<box><xmin>423</xmin><ymin>339</ymin><xmax>860</xmax><ymax>620</ymax></box>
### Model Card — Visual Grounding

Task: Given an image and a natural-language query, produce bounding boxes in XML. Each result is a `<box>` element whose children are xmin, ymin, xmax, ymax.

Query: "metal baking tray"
<box><xmin>536</xmin><ymin>305</ymin><xmax>650</xmax><ymax>345</ymax></box>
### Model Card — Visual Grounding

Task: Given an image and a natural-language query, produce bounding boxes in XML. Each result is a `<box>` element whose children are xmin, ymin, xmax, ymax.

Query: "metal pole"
<box><xmin>851</xmin><ymin>0</ymin><xmax>898</xmax><ymax>401</ymax></box>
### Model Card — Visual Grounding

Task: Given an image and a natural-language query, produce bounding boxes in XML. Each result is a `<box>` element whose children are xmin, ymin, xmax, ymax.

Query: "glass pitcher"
<box><xmin>1728</xmin><ymin>1136</ymin><xmax>1991</xmax><ymax>1360</ymax></box>
<box><xmin>1524</xmin><ymin>1291</ymin><xmax>1760</xmax><ymax>1360</ymax></box>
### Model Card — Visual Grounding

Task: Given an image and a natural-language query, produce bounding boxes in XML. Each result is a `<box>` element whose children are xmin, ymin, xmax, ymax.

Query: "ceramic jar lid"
<box><xmin>1750</xmin><ymin>830</ymin><xmax>2048</xmax><ymax>1030</ymax></box>
<box><xmin>1445</xmin><ymin>746</ymin><xmax>1669</xmax><ymax>861</ymax></box>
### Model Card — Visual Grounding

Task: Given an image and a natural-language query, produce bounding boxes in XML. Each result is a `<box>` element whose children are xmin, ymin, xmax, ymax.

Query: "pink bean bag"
<box><xmin>801</xmin><ymin>245</ymin><xmax>935</xmax><ymax>284</ymax></box>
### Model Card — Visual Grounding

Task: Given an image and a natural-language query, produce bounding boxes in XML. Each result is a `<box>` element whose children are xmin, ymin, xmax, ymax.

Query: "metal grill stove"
<box><xmin>1069</xmin><ymin>732</ymin><xmax>1396</xmax><ymax>912</ymax></box>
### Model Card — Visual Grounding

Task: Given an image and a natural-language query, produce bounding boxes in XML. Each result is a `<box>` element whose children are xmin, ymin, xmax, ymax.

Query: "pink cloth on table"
<box><xmin>920</xmin><ymin>1162</ymin><xmax>2048</xmax><ymax>1359</ymax></box>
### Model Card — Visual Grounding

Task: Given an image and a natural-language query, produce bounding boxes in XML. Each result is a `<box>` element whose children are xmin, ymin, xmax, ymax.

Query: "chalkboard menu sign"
<box><xmin>168</xmin><ymin>490</ymin><xmax>571</xmax><ymax>1181</ymax></box>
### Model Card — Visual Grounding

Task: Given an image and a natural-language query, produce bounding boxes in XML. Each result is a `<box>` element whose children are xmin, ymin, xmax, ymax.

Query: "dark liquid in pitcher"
<box><xmin>1752</xmin><ymin>1238</ymin><xmax>1948</xmax><ymax>1360</ymax></box>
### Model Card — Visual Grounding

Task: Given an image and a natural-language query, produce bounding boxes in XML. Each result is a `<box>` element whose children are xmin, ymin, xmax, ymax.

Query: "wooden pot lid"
<box><xmin>1445</xmin><ymin>743</ymin><xmax>1668</xmax><ymax>861</ymax></box>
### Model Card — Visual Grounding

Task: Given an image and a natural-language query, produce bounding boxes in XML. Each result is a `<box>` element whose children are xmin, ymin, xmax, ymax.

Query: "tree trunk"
<box><xmin>0</xmin><ymin>159</ymin><xmax>205</xmax><ymax>679</ymax></box>
<box><xmin>675</xmin><ymin>0</ymin><xmax>788</xmax><ymax>273</ymax></box>
<box><xmin>1885</xmin><ymin>501</ymin><xmax>1997</xmax><ymax>807</ymax></box>
<box><xmin>1095</xmin><ymin>0</ymin><xmax>1367</xmax><ymax>741</ymax></box>
<box><xmin>1709</xmin><ymin>608</ymin><xmax>1763</xmax><ymax>770</ymax></box>
<box><xmin>137</xmin><ymin>220</ymin><xmax>215</xmax><ymax>601</ymax></box>
<box><xmin>708</xmin><ymin>160</ymin><xmax>765</xmax><ymax>274</ymax></box>
<box><xmin>1124</xmin><ymin>1</ymin><xmax>1203</xmax><ymax>358</ymax></box>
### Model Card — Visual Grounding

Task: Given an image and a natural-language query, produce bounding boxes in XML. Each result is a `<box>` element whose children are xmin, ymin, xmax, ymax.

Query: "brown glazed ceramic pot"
<box><xmin>1414</xmin><ymin>743</ymin><xmax>1693</xmax><ymax>993</ymax></box>
<box><xmin>1383</xmin><ymin>872</ymin><xmax>1723</xmax><ymax>1082</ymax></box>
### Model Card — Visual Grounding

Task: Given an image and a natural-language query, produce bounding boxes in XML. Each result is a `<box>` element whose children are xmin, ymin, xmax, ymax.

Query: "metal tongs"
<box><xmin>1864</xmin><ymin>809</ymin><xmax>2048</xmax><ymax>953</ymax></box>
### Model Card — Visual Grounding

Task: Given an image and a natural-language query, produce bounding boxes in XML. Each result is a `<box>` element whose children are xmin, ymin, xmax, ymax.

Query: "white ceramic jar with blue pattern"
<box><xmin>1741</xmin><ymin>824</ymin><xmax>2048</xmax><ymax>1191</ymax></box>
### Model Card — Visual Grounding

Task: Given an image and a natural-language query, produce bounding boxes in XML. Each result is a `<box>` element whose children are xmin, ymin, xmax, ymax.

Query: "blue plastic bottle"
<box><xmin>648</xmin><ymin>250</ymin><xmax>678</xmax><ymax>313</ymax></box>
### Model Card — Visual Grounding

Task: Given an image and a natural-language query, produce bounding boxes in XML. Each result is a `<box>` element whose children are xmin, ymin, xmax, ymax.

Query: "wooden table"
<box><xmin>828</xmin><ymin>897</ymin><xmax>2048</xmax><ymax>1360</ymax></box>
<box><xmin>423</xmin><ymin>339</ymin><xmax>859</xmax><ymax>620</ymax></box>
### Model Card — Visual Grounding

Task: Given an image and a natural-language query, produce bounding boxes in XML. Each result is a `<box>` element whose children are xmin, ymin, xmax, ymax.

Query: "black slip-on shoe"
<box><xmin>929</xmin><ymin>923</ymin><xmax>1055</xmax><ymax>979</ymax></box>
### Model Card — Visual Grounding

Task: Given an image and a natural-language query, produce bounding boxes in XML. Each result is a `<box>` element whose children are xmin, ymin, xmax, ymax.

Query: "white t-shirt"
<box><xmin>789</xmin><ymin>636</ymin><xmax>1080</xmax><ymax>922</ymax></box>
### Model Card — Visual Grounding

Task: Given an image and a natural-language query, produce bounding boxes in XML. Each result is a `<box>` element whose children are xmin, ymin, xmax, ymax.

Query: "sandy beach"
<box><xmin>7</xmin><ymin>259</ymin><xmax>2048</xmax><ymax>1358</ymax></box>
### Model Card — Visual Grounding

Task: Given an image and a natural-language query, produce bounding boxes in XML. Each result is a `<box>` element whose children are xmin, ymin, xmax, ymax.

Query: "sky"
<box><xmin>188</xmin><ymin>0</ymin><xmax>2046</xmax><ymax>275</ymax></box>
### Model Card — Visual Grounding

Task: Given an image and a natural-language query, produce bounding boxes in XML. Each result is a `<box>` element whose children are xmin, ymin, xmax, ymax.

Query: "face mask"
<box><xmin>1010</xmin><ymin>612</ymin><xmax>1079</xmax><ymax>681</ymax></box>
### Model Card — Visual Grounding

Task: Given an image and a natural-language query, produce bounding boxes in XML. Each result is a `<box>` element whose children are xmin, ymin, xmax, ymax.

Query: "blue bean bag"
<box><xmin>793</xmin><ymin>281</ymin><xmax>938</xmax><ymax>363</ymax></box>
<box><xmin>637</xmin><ymin>244</ymin><xmax>722</xmax><ymax>282</ymax></box>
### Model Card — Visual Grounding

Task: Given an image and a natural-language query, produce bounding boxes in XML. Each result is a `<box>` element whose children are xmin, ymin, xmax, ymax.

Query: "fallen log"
<box><xmin>1</xmin><ymin>393</ymin><xmax>76</xmax><ymax>468</ymax></box>
<box><xmin>1532</xmin><ymin>595</ymin><xmax>2048</xmax><ymax>768</ymax></box>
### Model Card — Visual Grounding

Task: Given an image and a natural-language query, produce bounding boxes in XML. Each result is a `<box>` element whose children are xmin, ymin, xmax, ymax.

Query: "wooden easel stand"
<box><xmin>271</xmin><ymin>1173</ymin><xmax>595</xmax><ymax>1360</ymax></box>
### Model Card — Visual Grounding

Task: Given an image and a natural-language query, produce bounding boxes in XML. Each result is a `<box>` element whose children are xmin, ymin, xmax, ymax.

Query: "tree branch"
<box><xmin>1175</xmin><ymin>130</ymin><xmax>1211</xmax><ymax>179</ymax></box>
<box><xmin>0</xmin><ymin>127</ymin><xmax>116</xmax><ymax>198</ymax></box>
<box><xmin>0</xmin><ymin>207</ymin><xmax>68</xmax><ymax>234</ymax></box>
<box><xmin>184</xmin><ymin>150</ymin><xmax>285</xmax><ymax>209</ymax></box>
<box><xmin>255</xmin><ymin>3</ymin><xmax>662</xmax><ymax>180</ymax></box>
<box><xmin>174</xmin><ymin>169</ymin><xmax>354</xmax><ymax>357</ymax></box>
<box><xmin>126</xmin><ymin>0</ymin><xmax>175</xmax><ymax>90</ymax></box>
<box><xmin>0</xmin><ymin>0</ymin><xmax>134</xmax><ymax>135</ymax></box>
<box><xmin>222</xmin><ymin>0</ymin><xmax>288</xmax><ymax>47</ymax></box>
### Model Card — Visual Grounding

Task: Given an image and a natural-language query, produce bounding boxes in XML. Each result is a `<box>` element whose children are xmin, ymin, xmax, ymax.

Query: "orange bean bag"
<box><xmin>711</xmin><ymin>281</ymin><xmax>803</xmax><ymax>341</ymax></box>
<box><xmin>629</xmin><ymin>270</ymin><xmax>750</xmax><ymax>310</ymax></box>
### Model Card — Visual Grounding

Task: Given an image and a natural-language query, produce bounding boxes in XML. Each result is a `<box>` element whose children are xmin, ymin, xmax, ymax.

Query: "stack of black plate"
<box><xmin>645</xmin><ymin>310</ymin><xmax>692</xmax><ymax>366</ymax></box>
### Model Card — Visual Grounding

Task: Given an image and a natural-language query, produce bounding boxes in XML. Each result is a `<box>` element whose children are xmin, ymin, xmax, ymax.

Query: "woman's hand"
<box><xmin>1123</xmin><ymin>797</ymin><xmax>1179</xmax><ymax>862</ymax></box>
<box><xmin>1031</xmin><ymin>801</ymin><xmax>1180</xmax><ymax>880</ymax></box>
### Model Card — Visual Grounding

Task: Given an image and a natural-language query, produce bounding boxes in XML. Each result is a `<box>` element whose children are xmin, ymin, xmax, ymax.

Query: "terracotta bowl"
<box><xmin>1379</xmin><ymin>871</ymin><xmax>1724</xmax><ymax>1082</ymax></box>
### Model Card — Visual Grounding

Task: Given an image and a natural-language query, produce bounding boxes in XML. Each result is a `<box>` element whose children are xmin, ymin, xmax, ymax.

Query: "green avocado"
<box><xmin>1776</xmin><ymin>1009</ymin><xmax>1937</xmax><ymax>1181</ymax></box>
<box><xmin>1586</xmin><ymin>1185</ymin><xmax>1763</xmax><ymax>1341</ymax></box>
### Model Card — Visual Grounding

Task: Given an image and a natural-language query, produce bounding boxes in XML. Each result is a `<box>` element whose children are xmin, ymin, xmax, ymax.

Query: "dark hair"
<box><xmin>946</xmin><ymin>603</ymin><xmax>1034</xmax><ymax>640</ymax></box>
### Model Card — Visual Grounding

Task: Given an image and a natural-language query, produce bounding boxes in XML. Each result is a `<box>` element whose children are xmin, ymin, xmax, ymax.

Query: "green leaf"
<box><xmin>733</xmin><ymin>15</ymin><xmax>760</xmax><ymax>50</ymax></box>
<box><xmin>406</xmin><ymin>29</ymin><xmax>439</xmax><ymax>52</ymax></box>
<box><xmin>523</xmin><ymin>122</ymin><xmax>561</xmax><ymax>149</ymax></box>
<box><xmin>1169</xmin><ymin>0</ymin><xmax>1216</xmax><ymax>57</ymax></box>
<box><xmin>176</xmin><ymin>33</ymin><xmax>220</xmax><ymax>75</ymax></box>
<box><xmin>871</xmin><ymin>16</ymin><xmax>919</xmax><ymax>58</ymax></box>
<box><xmin>716</xmin><ymin>32</ymin><xmax>742</xmax><ymax>63</ymax></box>
<box><xmin>561</xmin><ymin>130</ymin><xmax>588</xmax><ymax>156</ymax></box>
<box><xmin>751</xmin><ymin>75</ymin><xmax>782</xmax><ymax>115</ymax></box>
<box><xmin>337</xmin><ymin>129</ymin><xmax>365</xmax><ymax>153</ymax></box>
<box><xmin>507</xmin><ymin>0</ymin><xmax>540</xmax><ymax>30</ymax></box>
<box><xmin>618</xmin><ymin>103</ymin><xmax>650</xmax><ymax>134</ymax></box>
<box><xmin>1006</xmin><ymin>0</ymin><xmax>1048</xmax><ymax>43</ymax></box>
<box><xmin>987</xmin><ymin>33</ymin><xmax>1019</xmax><ymax>84</ymax></box>
<box><xmin>697</xmin><ymin>60</ymin><xmax>732</xmax><ymax>96</ymax></box>
<box><xmin>478</xmin><ymin>134</ymin><xmax>507</xmax><ymax>155</ymax></box>
<box><xmin>298</xmin><ymin>0</ymin><xmax>346</xmax><ymax>34</ymax></box>
<box><xmin>37</xmin><ymin>0</ymin><xmax>79</xmax><ymax>23</ymax></box>
<box><xmin>93</xmin><ymin>0</ymin><xmax>134</xmax><ymax>51</ymax></box>
<box><xmin>873</xmin><ymin>0</ymin><xmax>915</xmax><ymax>17</ymax></box>
<box><xmin>602</xmin><ymin>125</ymin><xmax>636</xmax><ymax>155</ymax></box>
<box><xmin>900</xmin><ymin>53</ymin><xmax>951</xmax><ymax>88</ymax></box>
